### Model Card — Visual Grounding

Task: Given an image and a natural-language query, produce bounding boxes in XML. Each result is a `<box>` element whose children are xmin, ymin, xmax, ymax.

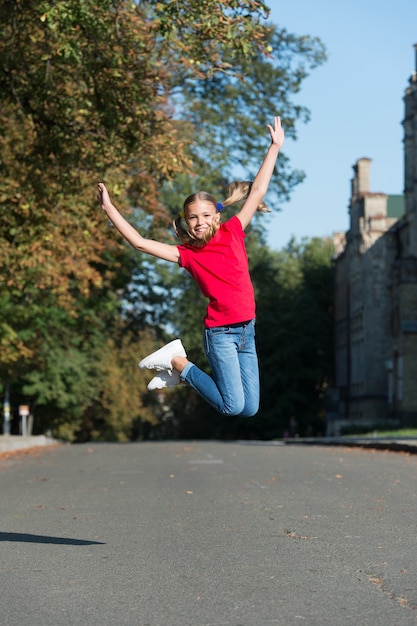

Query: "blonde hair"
<box><xmin>173</xmin><ymin>182</ymin><xmax>270</xmax><ymax>247</ymax></box>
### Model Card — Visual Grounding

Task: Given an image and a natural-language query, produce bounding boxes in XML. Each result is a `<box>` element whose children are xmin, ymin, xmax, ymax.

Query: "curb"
<box><xmin>1</xmin><ymin>435</ymin><xmax>416</xmax><ymax>456</ymax></box>
<box><xmin>0</xmin><ymin>435</ymin><xmax>60</xmax><ymax>454</ymax></box>
<box><xmin>284</xmin><ymin>437</ymin><xmax>417</xmax><ymax>454</ymax></box>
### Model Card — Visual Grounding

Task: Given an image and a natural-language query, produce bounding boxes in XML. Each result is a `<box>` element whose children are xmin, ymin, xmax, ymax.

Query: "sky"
<box><xmin>264</xmin><ymin>0</ymin><xmax>417</xmax><ymax>250</ymax></box>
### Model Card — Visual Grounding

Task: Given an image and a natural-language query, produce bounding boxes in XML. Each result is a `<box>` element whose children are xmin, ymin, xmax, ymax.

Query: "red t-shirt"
<box><xmin>177</xmin><ymin>216</ymin><xmax>256</xmax><ymax>328</ymax></box>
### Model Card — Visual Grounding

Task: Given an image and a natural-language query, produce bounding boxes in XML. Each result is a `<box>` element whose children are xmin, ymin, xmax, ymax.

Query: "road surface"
<box><xmin>1</xmin><ymin>441</ymin><xmax>416</xmax><ymax>625</ymax></box>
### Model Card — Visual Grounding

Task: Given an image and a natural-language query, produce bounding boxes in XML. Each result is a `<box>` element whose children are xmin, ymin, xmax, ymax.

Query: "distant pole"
<box><xmin>19</xmin><ymin>405</ymin><xmax>30</xmax><ymax>437</ymax></box>
<box><xmin>3</xmin><ymin>382</ymin><xmax>10</xmax><ymax>435</ymax></box>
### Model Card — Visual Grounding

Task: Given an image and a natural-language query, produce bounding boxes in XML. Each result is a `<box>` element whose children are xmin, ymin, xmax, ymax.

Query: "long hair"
<box><xmin>173</xmin><ymin>182</ymin><xmax>270</xmax><ymax>247</ymax></box>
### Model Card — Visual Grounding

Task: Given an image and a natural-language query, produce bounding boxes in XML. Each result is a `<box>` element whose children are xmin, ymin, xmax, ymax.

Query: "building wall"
<box><xmin>331</xmin><ymin>47</ymin><xmax>417</xmax><ymax>434</ymax></box>
<box><xmin>393</xmin><ymin>45</ymin><xmax>417</xmax><ymax>424</ymax></box>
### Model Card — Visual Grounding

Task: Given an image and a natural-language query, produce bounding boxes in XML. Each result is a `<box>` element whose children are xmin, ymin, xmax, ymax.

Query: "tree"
<box><xmin>0</xmin><ymin>0</ymin><xmax>329</xmax><ymax>439</ymax></box>
<box><xmin>154</xmin><ymin>234</ymin><xmax>334</xmax><ymax>441</ymax></box>
<box><xmin>146</xmin><ymin>20</ymin><xmax>327</xmax><ymax>439</ymax></box>
<box><xmin>253</xmin><ymin>237</ymin><xmax>334</xmax><ymax>438</ymax></box>
<box><xmin>78</xmin><ymin>328</ymin><xmax>160</xmax><ymax>442</ymax></box>
<box><xmin>20</xmin><ymin>320</ymin><xmax>162</xmax><ymax>441</ymax></box>
<box><xmin>174</xmin><ymin>24</ymin><xmax>325</xmax><ymax>199</ymax></box>
<box><xmin>0</xmin><ymin>0</ymin><xmax>272</xmax><ymax>361</ymax></box>
<box><xmin>160</xmin><ymin>22</ymin><xmax>326</xmax><ymax>226</ymax></box>
<box><xmin>0</xmin><ymin>0</ymin><xmax>273</xmax><ymax>298</ymax></box>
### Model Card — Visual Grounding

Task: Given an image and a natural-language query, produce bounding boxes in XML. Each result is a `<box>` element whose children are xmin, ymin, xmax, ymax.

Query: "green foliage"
<box><xmin>161</xmin><ymin>235</ymin><xmax>334</xmax><ymax>440</ymax></box>
<box><xmin>22</xmin><ymin>344</ymin><xmax>101</xmax><ymax>441</ymax></box>
<box><xmin>80</xmin><ymin>330</ymin><xmax>159</xmax><ymax>442</ymax></box>
<box><xmin>0</xmin><ymin>0</ymin><xmax>329</xmax><ymax>441</ymax></box>
<box><xmin>254</xmin><ymin>237</ymin><xmax>334</xmax><ymax>438</ymax></box>
<box><xmin>342</xmin><ymin>428</ymin><xmax>417</xmax><ymax>438</ymax></box>
<box><xmin>0</xmin><ymin>0</ymin><xmax>281</xmax><ymax>372</ymax></box>
<box><xmin>162</xmin><ymin>23</ymin><xmax>326</xmax><ymax>217</ymax></box>
<box><xmin>21</xmin><ymin>325</ymin><xmax>161</xmax><ymax>442</ymax></box>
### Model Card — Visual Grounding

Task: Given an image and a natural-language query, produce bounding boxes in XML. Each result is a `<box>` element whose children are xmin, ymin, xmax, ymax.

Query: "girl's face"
<box><xmin>185</xmin><ymin>200</ymin><xmax>220</xmax><ymax>240</ymax></box>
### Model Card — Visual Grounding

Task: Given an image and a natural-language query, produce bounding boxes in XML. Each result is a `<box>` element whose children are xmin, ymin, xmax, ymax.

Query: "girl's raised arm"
<box><xmin>97</xmin><ymin>183</ymin><xmax>180</xmax><ymax>264</ymax></box>
<box><xmin>236</xmin><ymin>116</ymin><xmax>285</xmax><ymax>230</ymax></box>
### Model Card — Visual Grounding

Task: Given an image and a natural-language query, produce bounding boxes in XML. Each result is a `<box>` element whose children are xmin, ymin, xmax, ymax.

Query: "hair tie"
<box><xmin>216</xmin><ymin>202</ymin><xmax>224</xmax><ymax>212</ymax></box>
<box><xmin>179</xmin><ymin>210</ymin><xmax>185</xmax><ymax>218</ymax></box>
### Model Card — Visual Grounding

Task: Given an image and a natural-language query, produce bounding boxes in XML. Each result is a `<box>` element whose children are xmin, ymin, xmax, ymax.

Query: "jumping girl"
<box><xmin>97</xmin><ymin>115</ymin><xmax>285</xmax><ymax>417</ymax></box>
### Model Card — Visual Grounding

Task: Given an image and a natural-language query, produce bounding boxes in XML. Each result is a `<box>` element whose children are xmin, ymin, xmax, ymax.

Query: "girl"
<box><xmin>97</xmin><ymin>116</ymin><xmax>285</xmax><ymax>417</ymax></box>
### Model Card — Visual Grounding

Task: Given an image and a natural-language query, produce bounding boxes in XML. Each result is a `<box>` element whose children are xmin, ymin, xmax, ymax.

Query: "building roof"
<box><xmin>387</xmin><ymin>195</ymin><xmax>405</xmax><ymax>218</ymax></box>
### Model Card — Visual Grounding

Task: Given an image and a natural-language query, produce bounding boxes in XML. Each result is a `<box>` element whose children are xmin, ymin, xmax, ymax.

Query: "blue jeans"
<box><xmin>180</xmin><ymin>319</ymin><xmax>259</xmax><ymax>417</ymax></box>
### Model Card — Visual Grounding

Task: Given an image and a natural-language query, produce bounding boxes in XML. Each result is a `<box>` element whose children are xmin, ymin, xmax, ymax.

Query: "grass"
<box><xmin>346</xmin><ymin>428</ymin><xmax>417</xmax><ymax>438</ymax></box>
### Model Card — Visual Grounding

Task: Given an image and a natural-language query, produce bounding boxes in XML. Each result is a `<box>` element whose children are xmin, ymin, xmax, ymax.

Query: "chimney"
<box><xmin>351</xmin><ymin>158</ymin><xmax>371</xmax><ymax>197</ymax></box>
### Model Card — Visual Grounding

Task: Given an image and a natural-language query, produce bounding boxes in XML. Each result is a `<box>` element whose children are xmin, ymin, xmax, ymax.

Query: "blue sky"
<box><xmin>264</xmin><ymin>0</ymin><xmax>417</xmax><ymax>250</ymax></box>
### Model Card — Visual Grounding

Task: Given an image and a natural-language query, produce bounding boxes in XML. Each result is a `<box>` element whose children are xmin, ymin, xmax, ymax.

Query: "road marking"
<box><xmin>187</xmin><ymin>459</ymin><xmax>224</xmax><ymax>464</ymax></box>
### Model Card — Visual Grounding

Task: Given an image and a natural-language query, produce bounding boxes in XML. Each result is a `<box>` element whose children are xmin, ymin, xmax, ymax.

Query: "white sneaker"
<box><xmin>138</xmin><ymin>339</ymin><xmax>186</xmax><ymax>371</ymax></box>
<box><xmin>147</xmin><ymin>370</ymin><xmax>181</xmax><ymax>391</ymax></box>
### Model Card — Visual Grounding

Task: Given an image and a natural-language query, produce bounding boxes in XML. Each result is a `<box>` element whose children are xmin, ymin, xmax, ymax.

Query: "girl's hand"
<box><xmin>267</xmin><ymin>116</ymin><xmax>285</xmax><ymax>150</ymax></box>
<box><xmin>97</xmin><ymin>182</ymin><xmax>111</xmax><ymax>211</ymax></box>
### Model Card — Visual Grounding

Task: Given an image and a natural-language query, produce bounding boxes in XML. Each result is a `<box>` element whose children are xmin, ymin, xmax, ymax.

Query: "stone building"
<box><xmin>330</xmin><ymin>45</ymin><xmax>417</xmax><ymax>435</ymax></box>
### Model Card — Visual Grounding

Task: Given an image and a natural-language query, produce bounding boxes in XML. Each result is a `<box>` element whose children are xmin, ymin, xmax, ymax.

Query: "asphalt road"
<box><xmin>1</xmin><ymin>441</ymin><xmax>417</xmax><ymax>626</ymax></box>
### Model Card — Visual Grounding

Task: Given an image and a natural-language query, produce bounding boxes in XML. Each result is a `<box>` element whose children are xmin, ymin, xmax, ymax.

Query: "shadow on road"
<box><xmin>0</xmin><ymin>532</ymin><xmax>105</xmax><ymax>545</ymax></box>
